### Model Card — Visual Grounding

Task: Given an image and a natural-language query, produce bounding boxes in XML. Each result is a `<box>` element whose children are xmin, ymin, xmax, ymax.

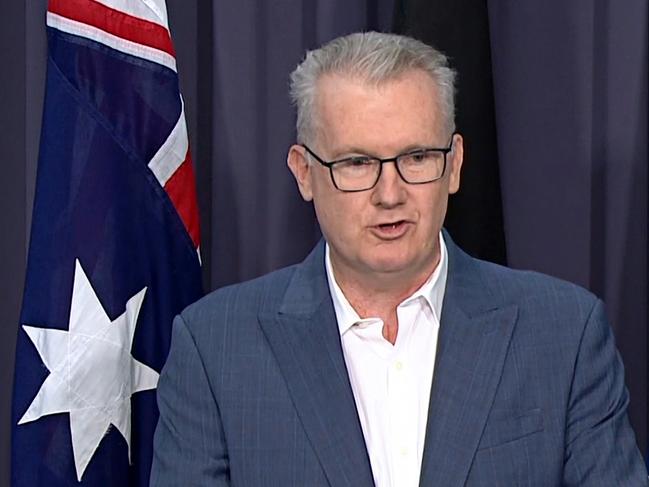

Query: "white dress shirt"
<box><xmin>325</xmin><ymin>233</ymin><xmax>448</xmax><ymax>487</ymax></box>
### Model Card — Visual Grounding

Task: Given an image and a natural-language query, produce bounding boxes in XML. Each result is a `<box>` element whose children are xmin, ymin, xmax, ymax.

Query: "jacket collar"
<box><xmin>261</xmin><ymin>241</ymin><xmax>375</xmax><ymax>487</ymax></box>
<box><xmin>419</xmin><ymin>232</ymin><xmax>519</xmax><ymax>485</ymax></box>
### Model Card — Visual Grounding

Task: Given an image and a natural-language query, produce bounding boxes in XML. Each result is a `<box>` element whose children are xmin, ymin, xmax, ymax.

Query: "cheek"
<box><xmin>416</xmin><ymin>189</ymin><xmax>449</xmax><ymax>230</ymax></box>
<box><xmin>432</xmin><ymin>191</ymin><xmax>448</xmax><ymax>217</ymax></box>
<box><xmin>316</xmin><ymin>199</ymin><xmax>352</xmax><ymax>228</ymax></box>
<box><xmin>433</xmin><ymin>198</ymin><xmax>450</xmax><ymax>233</ymax></box>
<box><xmin>313</xmin><ymin>193</ymin><xmax>365</xmax><ymax>242</ymax></box>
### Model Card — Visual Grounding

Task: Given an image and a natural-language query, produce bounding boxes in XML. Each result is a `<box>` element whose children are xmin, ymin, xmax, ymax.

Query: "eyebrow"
<box><xmin>328</xmin><ymin>143</ymin><xmax>440</xmax><ymax>160</ymax></box>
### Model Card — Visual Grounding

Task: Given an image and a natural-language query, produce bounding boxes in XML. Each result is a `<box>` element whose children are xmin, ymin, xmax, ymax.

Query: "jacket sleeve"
<box><xmin>563</xmin><ymin>299</ymin><xmax>648</xmax><ymax>486</ymax></box>
<box><xmin>150</xmin><ymin>314</ymin><xmax>230</xmax><ymax>486</ymax></box>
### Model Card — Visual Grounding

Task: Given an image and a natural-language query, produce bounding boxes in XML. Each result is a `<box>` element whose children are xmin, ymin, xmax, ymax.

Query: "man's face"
<box><xmin>288</xmin><ymin>70</ymin><xmax>463</xmax><ymax>285</ymax></box>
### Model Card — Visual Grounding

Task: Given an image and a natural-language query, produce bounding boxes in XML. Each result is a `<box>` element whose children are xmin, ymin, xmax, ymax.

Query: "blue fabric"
<box><xmin>11</xmin><ymin>30</ymin><xmax>202</xmax><ymax>486</ymax></box>
<box><xmin>152</xmin><ymin>234</ymin><xmax>647</xmax><ymax>486</ymax></box>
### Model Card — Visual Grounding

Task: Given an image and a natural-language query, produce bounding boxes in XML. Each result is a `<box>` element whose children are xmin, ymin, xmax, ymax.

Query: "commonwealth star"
<box><xmin>18</xmin><ymin>259</ymin><xmax>159</xmax><ymax>481</ymax></box>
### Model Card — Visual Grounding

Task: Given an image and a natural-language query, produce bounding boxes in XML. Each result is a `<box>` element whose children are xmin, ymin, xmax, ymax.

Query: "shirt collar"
<box><xmin>325</xmin><ymin>232</ymin><xmax>448</xmax><ymax>337</ymax></box>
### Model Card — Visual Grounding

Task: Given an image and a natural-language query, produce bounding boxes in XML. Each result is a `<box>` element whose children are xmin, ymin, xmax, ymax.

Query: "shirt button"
<box><xmin>400</xmin><ymin>447</ymin><xmax>408</xmax><ymax>456</ymax></box>
<box><xmin>395</xmin><ymin>361</ymin><xmax>403</xmax><ymax>371</ymax></box>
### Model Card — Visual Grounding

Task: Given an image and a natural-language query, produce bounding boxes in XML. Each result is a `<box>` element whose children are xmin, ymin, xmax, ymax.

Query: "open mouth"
<box><xmin>373</xmin><ymin>220</ymin><xmax>409</xmax><ymax>239</ymax></box>
<box><xmin>379</xmin><ymin>221</ymin><xmax>404</xmax><ymax>230</ymax></box>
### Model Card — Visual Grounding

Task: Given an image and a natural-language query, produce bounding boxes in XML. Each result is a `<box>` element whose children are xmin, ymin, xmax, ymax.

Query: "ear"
<box><xmin>447</xmin><ymin>133</ymin><xmax>464</xmax><ymax>194</ymax></box>
<box><xmin>287</xmin><ymin>144</ymin><xmax>313</xmax><ymax>201</ymax></box>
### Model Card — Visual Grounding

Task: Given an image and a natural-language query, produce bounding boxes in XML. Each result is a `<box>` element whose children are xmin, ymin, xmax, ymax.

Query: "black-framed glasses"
<box><xmin>302</xmin><ymin>135</ymin><xmax>455</xmax><ymax>192</ymax></box>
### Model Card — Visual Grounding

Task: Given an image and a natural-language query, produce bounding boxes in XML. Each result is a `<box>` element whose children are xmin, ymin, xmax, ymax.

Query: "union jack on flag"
<box><xmin>11</xmin><ymin>0</ymin><xmax>203</xmax><ymax>485</ymax></box>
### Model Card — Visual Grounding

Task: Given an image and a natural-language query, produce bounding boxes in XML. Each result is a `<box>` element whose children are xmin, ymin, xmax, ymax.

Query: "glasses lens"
<box><xmin>397</xmin><ymin>150</ymin><xmax>445</xmax><ymax>183</ymax></box>
<box><xmin>331</xmin><ymin>157</ymin><xmax>380</xmax><ymax>191</ymax></box>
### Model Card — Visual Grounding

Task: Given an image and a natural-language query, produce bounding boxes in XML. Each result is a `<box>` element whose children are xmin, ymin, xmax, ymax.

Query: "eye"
<box><xmin>339</xmin><ymin>156</ymin><xmax>375</xmax><ymax>168</ymax></box>
<box><xmin>402</xmin><ymin>150</ymin><xmax>433</xmax><ymax>164</ymax></box>
<box><xmin>410</xmin><ymin>151</ymin><xmax>428</xmax><ymax>162</ymax></box>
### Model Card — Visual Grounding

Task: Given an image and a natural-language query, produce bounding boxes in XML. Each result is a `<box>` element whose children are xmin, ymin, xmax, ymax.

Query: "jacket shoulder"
<box><xmin>179</xmin><ymin>264</ymin><xmax>298</xmax><ymax>330</ymax></box>
<box><xmin>477</xmin><ymin>257</ymin><xmax>597</xmax><ymax>306</ymax></box>
<box><xmin>468</xmin><ymin>256</ymin><xmax>603</xmax><ymax>343</ymax></box>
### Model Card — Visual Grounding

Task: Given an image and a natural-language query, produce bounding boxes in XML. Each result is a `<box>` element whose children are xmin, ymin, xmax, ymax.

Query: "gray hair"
<box><xmin>289</xmin><ymin>31</ymin><xmax>457</xmax><ymax>144</ymax></box>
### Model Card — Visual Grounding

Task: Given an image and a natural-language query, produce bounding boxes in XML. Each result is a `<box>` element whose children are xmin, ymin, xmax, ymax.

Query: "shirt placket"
<box><xmin>386</xmin><ymin>302</ymin><xmax>421</xmax><ymax>487</ymax></box>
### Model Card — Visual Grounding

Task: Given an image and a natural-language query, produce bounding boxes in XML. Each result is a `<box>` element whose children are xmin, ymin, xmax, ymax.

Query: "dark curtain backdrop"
<box><xmin>1</xmin><ymin>1</ymin><xmax>47</xmax><ymax>486</ymax></box>
<box><xmin>1</xmin><ymin>1</ymin><xmax>646</xmax><ymax>485</ymax></box>
<box><xmin>394</xmin><ymin>0</ymin><xmax>507</xmax><ymax>266</ymax></box>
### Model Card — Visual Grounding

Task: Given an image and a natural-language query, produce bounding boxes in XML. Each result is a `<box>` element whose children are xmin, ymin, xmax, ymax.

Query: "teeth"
<box><xmin>379</xmin><ymin>222</ymin><xmax>400</xmax><ymax>229</ymax></box>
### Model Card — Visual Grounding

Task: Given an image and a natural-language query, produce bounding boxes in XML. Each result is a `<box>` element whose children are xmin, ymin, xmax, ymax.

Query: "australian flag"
<box><xmin>11</xmin><ymin>0</ymin><xmax>203</xmax><ymax>485</ymax></box>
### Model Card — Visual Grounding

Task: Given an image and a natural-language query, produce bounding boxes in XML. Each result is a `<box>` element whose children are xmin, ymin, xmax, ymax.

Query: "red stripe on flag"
<box><xmin>164</xmin><ymin>153</ymin><xmax>200</xmax><ymax>248</ymax></box>
<box><xmin>48</xmin><ymin>0</ymin><xmax>175</xmax><ymax>58</ymax></box>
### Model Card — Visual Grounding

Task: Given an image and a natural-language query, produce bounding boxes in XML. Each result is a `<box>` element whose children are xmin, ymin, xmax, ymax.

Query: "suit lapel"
<box><xmin>258</xmin><ymin>242</ymin><xmax>374</xmax><ymax>487</ymax></box>
<box><xmin>419</xmin><ymin>237</ymin><xmax>519</xmax><ymax>486</ymax></box>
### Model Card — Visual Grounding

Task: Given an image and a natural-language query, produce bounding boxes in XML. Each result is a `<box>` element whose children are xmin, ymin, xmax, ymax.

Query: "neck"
<box><xmin>331</xmin><ymin>253</ymin><xmax>439</xmax><ymax>345</ymax></box>
<box><xmin>330</xmin><ymin>251</ymin><xmax>440</xmax><ymax>319</ymax></box>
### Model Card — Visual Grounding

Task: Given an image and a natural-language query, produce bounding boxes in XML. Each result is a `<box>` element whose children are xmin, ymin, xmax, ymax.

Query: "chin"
<box><xmin>364</xmin><ymin>253</ymin><xmax>416</xmax><ymax>275</ymax></box>
<box><xmin>367</xmin><ymin>244</ymin><xmax>437</xmax><ymax>275</ymax></box>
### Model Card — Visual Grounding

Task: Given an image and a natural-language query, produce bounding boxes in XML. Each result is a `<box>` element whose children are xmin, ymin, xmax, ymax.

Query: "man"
<box><xmin>151</xmin><ymin>32</ymin><xmax>647</xmax><ymax>486</ymax></box>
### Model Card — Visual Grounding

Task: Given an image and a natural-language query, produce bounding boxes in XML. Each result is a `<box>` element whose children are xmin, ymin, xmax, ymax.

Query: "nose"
<box><xmin>370</xmin><ymin>160</ymin><xmax>406</xmax><ymax>208</ymax></box>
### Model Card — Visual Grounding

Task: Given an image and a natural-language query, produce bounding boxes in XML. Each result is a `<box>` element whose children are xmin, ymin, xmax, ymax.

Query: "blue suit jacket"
<box><xmin>151</xmin><ymin>236</ymin><xmax>647</xmax><ymax>486</ymax></box>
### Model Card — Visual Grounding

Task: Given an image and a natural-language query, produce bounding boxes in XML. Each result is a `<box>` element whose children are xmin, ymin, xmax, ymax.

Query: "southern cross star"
<box><xmin>18</xmin><ymin>259</ymin><xmax>160</xmax><ymax>481</ymax></box>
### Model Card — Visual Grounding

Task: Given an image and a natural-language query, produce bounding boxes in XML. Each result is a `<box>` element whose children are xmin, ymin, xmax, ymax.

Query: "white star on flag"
<box><xmin>18</xmin><ymin>259</ymin><xmax>160</xmax><ymax>481</ymax></box>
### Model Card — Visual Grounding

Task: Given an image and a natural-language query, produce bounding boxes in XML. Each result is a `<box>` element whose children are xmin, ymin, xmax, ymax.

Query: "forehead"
<box><xmin>313</xmin><ymin>70</ymin><xmax>444</xmax><ymax>152</ymax></box>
